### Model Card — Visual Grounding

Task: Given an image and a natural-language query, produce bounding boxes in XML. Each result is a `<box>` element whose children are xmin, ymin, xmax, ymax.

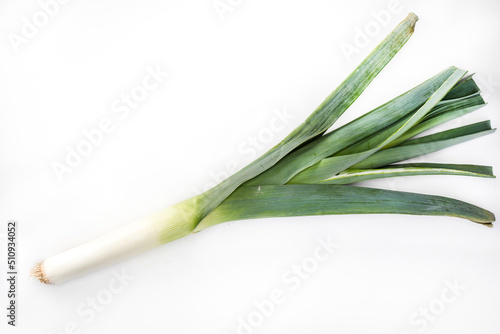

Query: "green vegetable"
<box><xmin>32</xmin><ymin>13</ymin><xmax>496</xmax><ymax>286</ymax></box>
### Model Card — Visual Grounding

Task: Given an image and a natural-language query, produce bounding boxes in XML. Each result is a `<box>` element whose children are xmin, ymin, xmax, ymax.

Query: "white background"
<box><xmin>1</xmin><ymin>0</ymin><xmax>499</xmax><ymax>333</ymax></box>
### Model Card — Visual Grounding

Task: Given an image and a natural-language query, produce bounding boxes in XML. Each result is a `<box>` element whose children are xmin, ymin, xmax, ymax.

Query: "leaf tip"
<box><xmin>475</xmin><ymin>211</ymin><xmax>496</xmax><ymax>225</ymax></box>
<box><xmin>406</xmin><ymin>13</ymin><xmax>419</xmax><ymax>31</ymax></box>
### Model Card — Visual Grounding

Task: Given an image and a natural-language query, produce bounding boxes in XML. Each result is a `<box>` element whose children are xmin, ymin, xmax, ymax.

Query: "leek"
<box><xmin>32</xmin><ymin>13</ymin><xmax>496</xmax><ymax>286</ymax></box>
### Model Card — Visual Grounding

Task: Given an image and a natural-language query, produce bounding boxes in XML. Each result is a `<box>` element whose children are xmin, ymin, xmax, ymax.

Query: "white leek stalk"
<box><xmin>33</xmin><ymin>204</ymin><xmax>195</xmax><ymax>284</ymax></box>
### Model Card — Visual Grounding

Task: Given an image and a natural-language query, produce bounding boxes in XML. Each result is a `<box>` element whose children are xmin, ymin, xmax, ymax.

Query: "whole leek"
<box><xmin>32</xmin><ymin>13</ymin><xmax>496</xmax><ymax>285</ymax></box>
